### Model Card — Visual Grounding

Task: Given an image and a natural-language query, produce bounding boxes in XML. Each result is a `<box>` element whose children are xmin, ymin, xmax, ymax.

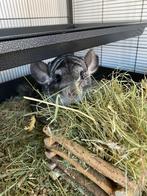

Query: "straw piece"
<box><xmin>24</xmin><ymin>96</ymin><xmax>96</xmax><ymax>123</ymax></box>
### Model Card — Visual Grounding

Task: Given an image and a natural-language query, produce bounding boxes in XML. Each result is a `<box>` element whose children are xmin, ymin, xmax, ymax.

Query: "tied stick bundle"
<box><xmin>25</xmin><ymin>74</ymin><xmax>147</xmax><ymax>193</ymax></box>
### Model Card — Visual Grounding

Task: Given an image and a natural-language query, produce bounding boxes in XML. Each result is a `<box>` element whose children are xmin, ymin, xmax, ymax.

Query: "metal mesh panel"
<box><xmin>0</xmin><ymin>0</ymin><xmax>68</xmax><ymax>28</ymax></box>
<box><xmin>0</xmin><ymin>64</ymin><xmax>30</xmax><ymax>83</ymax></box>
<box><xmin>73</xmin><ymin>0</ymin><xmax>102</xmax><ymax>23</ymax></box>
<box><xmin>0</xmin><ymin>0</ymin><xmax>68</xmax><ymax>83</ymax></box>
<box><xmin>73</xmin><ymin>0</ymin><xmax>147</xmax><ymax>74</ymax></box>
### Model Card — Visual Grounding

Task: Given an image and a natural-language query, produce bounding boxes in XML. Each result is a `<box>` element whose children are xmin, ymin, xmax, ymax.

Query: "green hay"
<box><xmin>27</xmin><ymin>73</ymin><xmax>147</xmax><ymax>193</ymax></box>
<box><xmin>0</xmin><ymin>98</ymin><xmax>84</xmax><ymax>196</ymax></box>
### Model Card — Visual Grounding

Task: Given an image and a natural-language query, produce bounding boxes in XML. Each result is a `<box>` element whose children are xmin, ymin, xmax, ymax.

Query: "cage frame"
<box><xmin>0</xmin><ymin>22</ymin><xmax>146</xmax><ymax>71</ymax></box>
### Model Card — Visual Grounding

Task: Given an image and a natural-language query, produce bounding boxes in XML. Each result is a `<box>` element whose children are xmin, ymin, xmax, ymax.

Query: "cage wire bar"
<box><xmin>0</xmin><ymin>0</ymin><xmax>147</xmax><ymax>84</ymax></box>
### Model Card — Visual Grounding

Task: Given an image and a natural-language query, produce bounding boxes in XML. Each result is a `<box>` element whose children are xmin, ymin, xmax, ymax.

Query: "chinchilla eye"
<box><xmin>80</xmin><ymin>71</ymin><xmax>85</xmax><ymax>79</ymax></box>
<box><xmin>55</xmin><ymin>74</ymin><xmax>62</xmax><ymax>83</ymax></box>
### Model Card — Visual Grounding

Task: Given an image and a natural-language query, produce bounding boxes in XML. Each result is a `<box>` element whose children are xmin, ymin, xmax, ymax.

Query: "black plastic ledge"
<box><xmin>0</xmin><ymin>22</ymin><xmax>146</xmax><ymax>71</ymax></box>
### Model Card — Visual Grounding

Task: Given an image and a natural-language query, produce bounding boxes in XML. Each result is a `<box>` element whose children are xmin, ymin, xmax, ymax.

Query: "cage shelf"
<box><xmin>0</xmin><ymin>22</ymin><xmax>146</xmax><ymax>71</ymax></box>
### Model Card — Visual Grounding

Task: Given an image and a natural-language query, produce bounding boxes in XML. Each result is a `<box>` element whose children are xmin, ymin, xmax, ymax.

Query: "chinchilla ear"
<box><xmin>84</xmin><ymin>49</ymin><xmax>99</xmax><ymax>75</ymax></box>
<box><xmin>30</xmin><ymin>62</ymin><xmax>52</xmax><ymax>85</ymax></box>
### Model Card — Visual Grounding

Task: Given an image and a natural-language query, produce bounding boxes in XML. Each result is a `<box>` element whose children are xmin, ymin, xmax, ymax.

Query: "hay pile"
<box><xmin>0</xmin><ymin>98</ymin><xmax>83</xmax><ymax>195</ymax></box>
<box><xmin>1</xmin><ymin>73</ymin><xmax>147</xmax><ymax>195</ymax></box>
<box><xmin>28</xmin><ymin>74</ymin><xmax>147</xmax><ymax>193</ymax></box>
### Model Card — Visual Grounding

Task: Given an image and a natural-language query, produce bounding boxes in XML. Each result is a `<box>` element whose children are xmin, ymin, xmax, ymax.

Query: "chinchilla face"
<box><xmin>30</xmin><ymin>49</ymin><xmax>99</xmax><ymax>105</ymax></box>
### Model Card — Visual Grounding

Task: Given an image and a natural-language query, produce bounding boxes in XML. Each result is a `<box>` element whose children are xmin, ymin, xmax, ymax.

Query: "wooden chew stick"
<box><xmin>44</xmin><ymin>147</ymin><xmax>115</xmax><ymax>195</ymax></box>
<box><xmin>44</xmin><ymin>136</ymin><xmax>136</xmax><ymax>191</ymax></box>
<box><xmin>51</xmin><ymin>156</ymin><xmax>108</xmax><ymax>196</ymax></box>
<box><xmin>43</xmin><ymin>125</ymin><xmax>52</xmax><ymax>137</ymax></box>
